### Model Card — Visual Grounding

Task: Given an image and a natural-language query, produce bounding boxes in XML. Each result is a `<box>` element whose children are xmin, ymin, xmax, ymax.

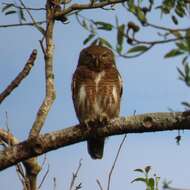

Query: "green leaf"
<box><xmin>175</xmin><ymin>2</ymin><xmax>186</xmax><ymax>17</ymax></box>
<box><xmin>116</xmin><ymin>24</ymin><xmax>125</xmax><ymax>53</ymax></box>
<box><xmin>170</xmin><ymin>30</ymin><xmax>182</xmax><ymax>38</ymax></box>
<box><xmin>98</xmin><ymin>38</ymin><xmax>112</xmax><ymax>48</ymax></box>
<box><xmin>18</xmin><ymin>7</ymin><xmax>26</xmax><ymax>22</ymax></box>
<box><xmin>164</xmin><ymin>49</ymin><xmax>184</xmax><ymax>58</ymax></box>
<box><xmin>5</xmin><ymin>10</ymin><xmax>16</xmax><ymax>15</ymax></box>
<box><xmin>94</xmin><ymin>21</ymin><xmax>113</xmax><ymax>31</ymax></box>
<box><xmin>171</xmin><ymin>15</ymin><xmax>178</xmax><ymax>25</ymax></box>
<box><xmin>127</xmin><ymin>45</ymin><xmax>149</xmax><ymax>54</ymax></box>
<box><xmin>82</xmin><ymin>20</ymin><xmax>88</xmax><ymax>30</ymax></box>
<box><xmin>177</xmin><ymin>67</ymin><xmax>185</xmax><ymax>79</ymax></box>
<box><xmin>136</xmin><ymin>7</ymin><xmax>146</xmax><ymax>23</ymax></box>
<box><xmin>131</xmin><ymin>177</ymin><xmax>146</xmax><ymax>183</ymax></box>
<box><xmin>127</xmin><ymin>0</ymin><xmax>136</xmax><ymax>13</ymax></box>
<box><xmin>176</xmin><ymin>42</ymin><xmax>188</xmax><ymax>51</ymax></box>
<box><xmin>2</xmin><ymin>3</ymin><xmax>14</xmax><ymax>12</ymax></box>
<box><xmin>182</xmin><ymin>101</ymin><xmax>190</xmax><ymax>108</ymax></box>
<box><xmin>83</xmin><ymin>34</ymin><xmax>95</xmax><ymax>45</ymax></box>
<box><xmin>148</xmin><ymin>178</ymin><xmax>155</xmax><ymax>190</ymax></box>
<box><xmin>134</xmin><ymin>168</ymin><xmax>144</xmax><ymax>173</ymax></box>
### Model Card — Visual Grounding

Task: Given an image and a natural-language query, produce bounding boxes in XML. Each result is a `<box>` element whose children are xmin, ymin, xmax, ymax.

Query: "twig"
<box><xmin>96</xmin><ymin>179</ymin><xmax>104</xmax><ymax>190</ymax></box>
<box><xmin>0</xmin><ymin>49</ymin><xmax>37</xmax><ymax>104</ymax></box>
<box><xmin>53</xmin><ymin>177</ymin><xmax>56</xmax><ymax>190</ymax></box>
<box><xmin>146</xmin><ymin>22</ymin><xmax>190</xmax><ymax>32</ymax></box>
<box><xmin>2</xmin><ymin>3</ymin><xmax>46</xmax><ymax>11</ymax></box>
<box><xmin>69</xmin><ymin>159</ymin><xmax>82</xmax><ymax>190</ymax></box>
<box><xmin>55</xmin><ymin>0</ymin><xmax>128</xmax><ymax>17</ymax></box>
<box><xmin>0</xmin><ymin>21</ymin><xmax>46</xmax><ymax>28</ymax></box>
<box><xmin>107</xmin><ymin>135</ymin><xmax>127</xmax><ymax>190</ymax></box>
<box><xmin>18</xmin><ymin>0</ymin><xmax>45</xmax><ymax>34</ymax></box>
<box><xmin>38</xmin><ymin>163</ymin><xmax>50</xmax><ymax>189</ymax></box>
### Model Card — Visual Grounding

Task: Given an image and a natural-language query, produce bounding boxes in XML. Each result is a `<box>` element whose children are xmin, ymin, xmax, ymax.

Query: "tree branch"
<box><xmin>28</xmin><ymin>2</ymin><xmax>56</xmax><ymax>138</ymax></box>
<box><xmin>55</xmin><ymin>0</ymin><xmax>127</xmax><ymax>18</ymax></box>
<box><xmin>0</xmin><ymin>21</ymin><xmax>46</xmax><ymax>28</ymax></box>
<box><xmin>0</xmin><ymin>129</ymin><xmax>41</xmax><ymax>190</ymax></box>
<box><xmin>0</xmin><ymin>111</ymin><xmax>190</xmax><ymax>171</ymax></box>
<box><xmin>0</xmin><ymin>49</ymin><xmax>37</xmax><ymax>104</ymax></box>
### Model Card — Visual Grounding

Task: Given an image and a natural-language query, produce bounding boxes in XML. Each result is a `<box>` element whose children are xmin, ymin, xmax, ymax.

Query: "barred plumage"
<box><xmin>72</xmin><ymin>45</ymin><xmax>123</xmax><ymax>159</ymax></box>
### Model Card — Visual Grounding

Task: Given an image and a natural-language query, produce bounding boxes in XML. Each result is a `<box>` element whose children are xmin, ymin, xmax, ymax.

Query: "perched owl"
<box><xmin>72</xmin><ymin>45</ymin><xmax>123</xmax><ymax>159</ymax></box>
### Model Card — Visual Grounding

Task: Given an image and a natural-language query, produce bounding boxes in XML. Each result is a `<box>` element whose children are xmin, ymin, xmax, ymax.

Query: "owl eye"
<box><xmin>101</xmin><ymin>53</ymin><xmax>108</xmax><ymax>58</ymax></box>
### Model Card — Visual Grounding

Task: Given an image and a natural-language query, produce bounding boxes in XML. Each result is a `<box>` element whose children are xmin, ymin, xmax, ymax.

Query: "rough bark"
<box><xmin>0</xmin><ymin>111</ymin><xmax>190</xmax><ymax>171</ymax></box>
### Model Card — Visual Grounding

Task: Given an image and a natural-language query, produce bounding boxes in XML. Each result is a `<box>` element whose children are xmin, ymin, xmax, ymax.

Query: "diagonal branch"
<box><xmin>55</xmin><ymin>0</ymin><xmax>128</xmax><ymax>18</ymax></box>
<box><xmin>107</xmin><ymin>135</ymin><xmax>127</xmax><ymax>190</ymax></box>
<box><xmin>1</xmin><ymin>111</ymin><xmax>190</xmax><ymax>171</ymax></box>
<box><xmin>0</xmin><ymin>49</ymin><xmax>37</xmax><ymax>104</ymax></box>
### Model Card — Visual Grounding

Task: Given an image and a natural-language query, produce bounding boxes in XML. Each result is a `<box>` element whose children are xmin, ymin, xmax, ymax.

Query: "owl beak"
<box><xmin>95</xmin><ymin>58</ymin><xmax>100</xmax><ymax>68</ymax></box>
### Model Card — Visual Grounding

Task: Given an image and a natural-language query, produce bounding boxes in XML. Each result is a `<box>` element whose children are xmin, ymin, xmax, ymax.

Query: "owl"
<box><xmin>72</xmin><ymin>45</ymin><xmax>123</xmax><ymax>159</ymax></box>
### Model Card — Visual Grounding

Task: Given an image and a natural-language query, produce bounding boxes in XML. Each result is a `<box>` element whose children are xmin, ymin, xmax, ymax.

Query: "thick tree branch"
<box><xmin>0</xmin><ymin>111</ymin><xmax>190</xmax><ymax>171</ymax></box>
<box><xmin>0</xmin><ymin>49</ymin><xmax>37</xmax><ymax>104</ymax></box>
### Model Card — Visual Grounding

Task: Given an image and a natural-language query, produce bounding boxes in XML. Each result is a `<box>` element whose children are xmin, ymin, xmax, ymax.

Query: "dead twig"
<box><xmin>96</xmin><ymin>179</ymin><xmax>104</xmax><ymax>190</ymax></box>
<box><xmin>107</xmin><ymin>135</ymin><xmax>127</xmax><ymax>190</ymax></box>
<box><xmin>0</xmin><ymin>49</ymin><xmax>37</xmax><ymax>104</ymax></box>
<box><xmin>38</xmin><ymin>163</ymin><xmax>50</xmax><ymax>189</ymax></box>
<box><xmin>69</xmin><ymin>159</ymin><xmax>82</xmax><ymax>190</ymax></box>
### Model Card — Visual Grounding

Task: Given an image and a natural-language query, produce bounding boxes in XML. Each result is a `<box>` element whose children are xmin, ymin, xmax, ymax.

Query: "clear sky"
<box><xmin>1</xmin><ymin>1</ymin><xmax>190</xmax><ymax>190</ymax></box>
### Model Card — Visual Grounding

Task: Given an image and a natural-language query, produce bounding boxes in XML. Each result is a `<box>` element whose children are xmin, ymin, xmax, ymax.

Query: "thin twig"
<box><xmin>0</xmin><ymin>49</ymin><xmax>37</xmax><ymax>104</ymax></box>
<box><xmin>2</xmin><ymin>2</ymin><xmax>46</xmax><ymax>10</ymax></box>
<box><xmin>55</xmin><ymin>0</ymin><xmax>128</xmax><ymax>17</ymax></box>
<box><xmin>107</xmin><ymin>135</ymin><xmax>127</xmax><ymax>190</ymax></box>
<box><xmin>96</xmin><ymin>179</ymin><xmax>104</xmax><ymax>190</ymax></box>
<box><xmin>0</xmin><ymin>21</ymin><xmax>46</xmax><ymax>28</ymax></box>
<box><xmin>69</xmin><ymin>159</ymin><xmax>82</xmax><ymax>190</ymax></box>
<box><xmin>53</xmin><ymin>177</ymin><xmax>56</xmax><ymax>190</ymax></box>
<box><xmin>38</xmin><ymin>163</ymin><xmax>50</xmax><ymax>189</ymax></box>
<box><xmin>18</xmin><ymin>0</ymin><xmax>45</xmax><ymax>34</ymax></box>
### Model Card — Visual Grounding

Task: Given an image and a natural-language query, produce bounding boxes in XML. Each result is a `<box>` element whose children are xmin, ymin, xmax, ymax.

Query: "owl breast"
<box><xmin>73</xmin><ymin>67</ymin><xmax>121</xmax><ymax>124</ymax></box>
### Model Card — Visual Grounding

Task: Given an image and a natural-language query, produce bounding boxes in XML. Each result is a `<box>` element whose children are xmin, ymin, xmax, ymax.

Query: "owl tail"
<box><xmin>87</xmin><ymin>137</ymin><xmax>105</xmax><ymax>159</ymax></box>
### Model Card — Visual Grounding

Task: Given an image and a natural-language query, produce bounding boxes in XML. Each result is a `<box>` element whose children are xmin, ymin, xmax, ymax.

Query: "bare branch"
<box><xmin>96</xmin><ymin>179</ymin><xmax>104</xmax><ymax>190</ymax></box>
<box><xmin>69</xmin><ymin>159</ymin><xmax>82</xmax><ymax>190</ymax></box>
<box><xmin>1</xmin><ymin>112</ymin><xmax>190</xmax><ymax>171</ymax></box>
<box><xmin>55</xmin><ymin>0</ymin><xmax>128</xmax><ymax>18</ymax></box>
<box><xmin>146</xmin><ymin>22</ymin><xmax>190</xmax><ymax>32</ymax></box>
<box><xmin>28</xmin><ymin>2</ymin><xmax>56</xmax><ymax>138</ymax></box>
<box><xmin>0</xmin><ymin>128</ymin><xmax>41</xmax><ymax>189</ymax></box>
<box><xmin>2</xmin><ymin>2</ymin><xmax>46</xmax><ymax>11</ymax></box>
<box><xmin>0</xmin><ymin>49</ymin><xmax>37</xmax><ymax>104</ymax></box>
<box><xmin>38</xmin><ymin>163</ymin><xmax>50</xmax><ymax>189</ymax></box>
<box><xmin>0</xmin><ymin>21</ymin><xmax>46</xmax><ymax>28</ymax></box>
<box><xmin>107</xmin><ymin>135</ymin><xmax>126</xmax><ymax>190</ymax></box>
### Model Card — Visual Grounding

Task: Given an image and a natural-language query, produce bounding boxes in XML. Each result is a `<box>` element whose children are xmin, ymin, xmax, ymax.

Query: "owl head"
<box><xmin>78</xmin><ymin>45</ymin><xmax>116</xmax><ymax>71</ymax></box>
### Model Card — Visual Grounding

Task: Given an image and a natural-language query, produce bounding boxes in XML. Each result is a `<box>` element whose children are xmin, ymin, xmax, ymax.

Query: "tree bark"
<box><xmin>0</xmin><ymin>111</ymin><xmax>190</xmax><ymax>171</ymax></box>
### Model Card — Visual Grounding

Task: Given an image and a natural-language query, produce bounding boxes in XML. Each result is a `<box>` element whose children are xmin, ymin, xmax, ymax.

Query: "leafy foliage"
<box><xmin>131</xmin><ymin>166</ymin><xmax>160</xmax><ymax>190</ymax></box>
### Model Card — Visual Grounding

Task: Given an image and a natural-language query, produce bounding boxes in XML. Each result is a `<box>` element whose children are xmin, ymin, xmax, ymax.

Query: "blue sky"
<box><xmin>1</xmin><ymin>1</ymin><xmax>190</xmax><ymax>189</ymax></box>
